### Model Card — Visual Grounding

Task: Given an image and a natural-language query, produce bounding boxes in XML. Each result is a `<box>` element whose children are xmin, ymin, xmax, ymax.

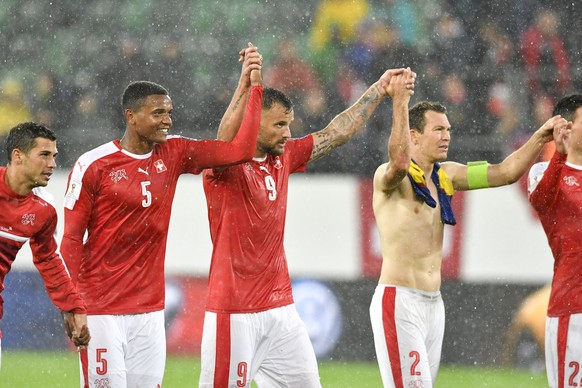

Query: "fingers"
<box><xmin>73</xmin><ymin>325</ymin><xmax>91</xmax><ymax>350</ymax></box>
<box><xmin>379</xmin><ymin>67</ymin><xmax>416</xmax><ymax>97</ymax></box>
<box><xmin>68</xmin><ymin>313</ymin><xmax>91</xmax><ymax>350</ymax></box>
<box><xmin>403</xmin><ymin>68</ymin><xmax>416</xmax><ymax>93</ymax></box>
<box><xmin>239</xmin><ymin>41</ymin><xmax>259</xmax><ymax>62</ymax></box>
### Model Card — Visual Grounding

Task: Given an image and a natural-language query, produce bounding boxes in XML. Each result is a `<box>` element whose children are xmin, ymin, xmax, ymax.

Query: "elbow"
<box><xmin>240</xmin><ymin>142</ymin><xmax>256</xmax><ymax>162</ymax></box>
<box><xmin>229</xmin><ymin>144</ymin><xmax>255</xmax><ymax>164</ymax></box>
<box><xmin>390</xmin><ymin>153</ymin><xmax>411</xmax><ymax>173</ymax></box>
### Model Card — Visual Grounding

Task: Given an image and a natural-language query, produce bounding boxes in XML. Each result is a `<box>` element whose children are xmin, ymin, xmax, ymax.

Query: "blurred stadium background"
<box><xmin>2</xmin><ymin>0</ymin><xmax>579</xmax><ymax>383</ymax></box>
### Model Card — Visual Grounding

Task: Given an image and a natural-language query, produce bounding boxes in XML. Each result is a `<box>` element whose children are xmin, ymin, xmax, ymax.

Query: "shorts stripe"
<box><xmin>558</xmin><ymin>315</ymin><xmax>570</xmax><ymax>388</ymax></box>
<box><xmin>80</xmin><ymin>348</ymin><xmax>89</xmax><ymax>388</ymax></box>
<box><xmin>382</xmin><ymin>287</ymin><xmax>403</xmax><ymax>388</ymax></box>
<box><xmin>214</xmin><ymin>313</ymin><xmax>231</xmax><ymax>387</ymax></box>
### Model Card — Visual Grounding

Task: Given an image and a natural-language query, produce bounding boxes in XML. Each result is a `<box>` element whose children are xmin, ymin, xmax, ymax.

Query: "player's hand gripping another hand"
<box><xmin>63</xmin><ymin>311</ymin><xmax>91</xmax><ymax>350</ymax></box>
<box><xmin>238</xmin><ymin>42</ymin><xmax>263</xmax><ymax>88</ymax></box>
<box><xmin>377</xmin><ymin>67</ymin><xmax>416</xmax><ymax>97</ymax></box>
<box><xmin>553</xmin><ymin>117</ymin><xmax>572</xmax><ymax>154</ymax></box>
<box><xmin>534</xmin><ymin>115</ymin><xmax>570</xmax><ymax>151</ymax></box>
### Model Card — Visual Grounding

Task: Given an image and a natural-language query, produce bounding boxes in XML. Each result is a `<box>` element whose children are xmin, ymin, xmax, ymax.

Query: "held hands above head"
<box><xmin>238</xmin><ymin>42</ymin><xmax>263</xmax><ymax>88</ymax></box>
<box><xmin>553</xmin><ymin>117</ymin><xmax>572</xmax><ymax>154</ymax></box>
<box><xmin>62</xmin><ymin>311</ymin><xmax>91</xmax><ymax>350</ymax></box>
<box><xmin>534</xmin><ymin>115</ymin><xmax>570</xmax><ymax>151</ymax></box>
<box><xmin>377</xmin><ymin>67</ymin><xmax>416</xmax><ymax>98</ymax></box>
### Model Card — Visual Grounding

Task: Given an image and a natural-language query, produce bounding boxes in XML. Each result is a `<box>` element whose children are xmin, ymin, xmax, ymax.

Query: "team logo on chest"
<box><xmin>563</xmin><ymin>175</ymin><xmax>580</xmax><ymax>187</ymax></box>
<box><xmin>273</xmin><ymin>157</ymin><xmax>283</xmax><ymax>169</ymax></box>
<box><xmin>21</xmin><ymin>213</ymin><xmax>35</xmax><ymax>226</ymax></box>
<box><xmin>154</xmin><ymin>159</ymin><xmax>167</xmax><ymax>173</ymax></box>
<box><xmin>109</xmin><ymin>169</ymin><xmax>128</xmax><ymax>183</ymax></box>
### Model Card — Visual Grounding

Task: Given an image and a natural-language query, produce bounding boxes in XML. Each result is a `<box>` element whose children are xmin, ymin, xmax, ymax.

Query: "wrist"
<box><xmin>372</xmin><ymin>82</ymin><xmax>388</xmax><ymax>97</ymax></box>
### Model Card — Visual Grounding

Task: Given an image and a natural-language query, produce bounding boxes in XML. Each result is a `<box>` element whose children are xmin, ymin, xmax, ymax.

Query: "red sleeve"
<box><xmin>184</xmin><ymin>85</ymin><xmax>263</xmax><ymax>172</ymax></box>
<box><xmin>30</xmin><ymin>212</ymin><xmax>86</xmax><ymax>314</ymax></box>
<box><xmin>60</xmin><ymin>168</ymin><xmax>96</xmax><ymax>285</ymax></box>
<box><xmin>288</xmin><ymin>135</ymin><xmax>315</xmax><ymax>173</ymax></box>
<box><xmin>530</xmin><ymin>151</ymin><xmax>567</xmax><ymax>214</ymax></box>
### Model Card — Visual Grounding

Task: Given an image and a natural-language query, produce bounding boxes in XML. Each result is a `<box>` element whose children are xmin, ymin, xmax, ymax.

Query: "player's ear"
<box><xmin>410</xmin><ymin>129</ymin><xmax>420</xmax><ymax>145</ymax></box>
<box><xmin>11</xmin><ymin>148</ymin><xmax>24</xmax><ymax>164</ymax></box>
<box><xmin>125</xmin><ymin>109</ymin><xmax>135</xmax><ymax>125</ymax></box>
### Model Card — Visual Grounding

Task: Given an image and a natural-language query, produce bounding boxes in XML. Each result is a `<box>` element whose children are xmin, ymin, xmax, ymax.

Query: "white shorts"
<box><xmin>79</xmin><ymin>311</ymin><xmax>165</xmax><ymax>388</ymax></box>
<box><xmin>370</xmin><ymin>285</ymin><xmax>445</xmax><ymax>388</ymax></box>
<box><xmin>546</xmin><ymin>313</ymin><xmax>582</xmax><ymax>388</ymax></box>
<box><xmin>199</xmin><ymin>304</ymin><xmax>321</xmax><ymax>388</ymax></box>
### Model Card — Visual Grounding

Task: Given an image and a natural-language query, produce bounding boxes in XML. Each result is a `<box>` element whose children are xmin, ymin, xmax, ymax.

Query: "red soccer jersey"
<box><xmin>0</xmin><ymin>167</ymin><xmax>86</xmax><ymax>321</ymax></box>
<box><xmin>529</xmin><ymin>151</ymin><xmax>582</xmax><ymax>316</ymax></box>
<box><xmin>61</xmin><ymin>86</ymin><xmax>262</xmax><ymax>315</ymax></box>
<box><xmin>203</xmin><ymin>135</ymin><xmax>314</xmax><ymax>313</ymax></box>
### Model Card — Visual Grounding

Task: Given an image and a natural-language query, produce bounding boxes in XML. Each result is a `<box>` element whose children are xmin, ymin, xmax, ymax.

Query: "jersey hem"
<box><xmin>204</xmin><ymin>299</ymin><xmax>294</xmax><ymax>314</ymax></box>
<box><xmin>86</xmin><ymin>306</ymin><xmax>164</xmax><ymax>315</ymax></box>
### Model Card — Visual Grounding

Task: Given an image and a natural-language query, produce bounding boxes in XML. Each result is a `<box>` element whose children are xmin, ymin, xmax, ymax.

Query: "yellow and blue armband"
<box><xmin>467</xmin><ymin>161</ymin><xmax>489</xmax><ymax>189</ymax></box>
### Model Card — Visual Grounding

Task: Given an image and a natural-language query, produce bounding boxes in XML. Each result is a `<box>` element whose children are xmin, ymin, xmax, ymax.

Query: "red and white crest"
<box><xmin>154</xmin><ymin>159</ymin><xmax>167</xmax><ymax>173</ymax></box>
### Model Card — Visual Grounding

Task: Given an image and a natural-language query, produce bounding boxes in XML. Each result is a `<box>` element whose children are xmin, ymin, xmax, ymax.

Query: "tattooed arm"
<box><xmin>308</xmin><ymin>68</ymin><xmax>411</xmax><ymax>163</ymax></box>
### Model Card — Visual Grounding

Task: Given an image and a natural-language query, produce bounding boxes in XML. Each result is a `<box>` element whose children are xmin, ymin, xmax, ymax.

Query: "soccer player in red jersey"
<box><xmin>0</xmin><ymin>122</ymin><xmax>89</xmax><ymax>368</ymax></box>
<box><xmin>199</xmin><ymin>47</ymin><xmax>415</xmax><ymax>385</ymax></box>
<box><xmin>60</xmin><ymin>46</ymin><xmax>263</xmax><ymax>387</ymax></box>
<box><xmin>528</xmin><ymin>95</ymin><xmax>582</xmax><ymax>388</ymax></box>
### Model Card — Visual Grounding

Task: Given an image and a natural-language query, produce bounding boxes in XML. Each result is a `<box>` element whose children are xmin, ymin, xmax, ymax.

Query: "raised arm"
<box><xmin>308</xmin><ymin>68</ymin><xmax>413</xmax><ymax>163</ymax></box>
<box><xmin>216</xmin><ymin>43</ymin><xmax>263</xmax><ymax>142</ymax></box>
<box><xmin>376</xmin><ymin>69</ymin><xmax>415</xmax><ymax>192</ymax></box>
<box><xmin>191</xmin><ymin>79</ymin><xmax>263</xmax><ymax>169</ymax></box>
<box><xmin>529</xmin><ymin>121</ymin><xmax>571</xmax><ymax>212</ymax></box>
<box><xmin>444</xmin><ymin>115</ymin><xmax>568</xmax><ymax>190</ymax></box>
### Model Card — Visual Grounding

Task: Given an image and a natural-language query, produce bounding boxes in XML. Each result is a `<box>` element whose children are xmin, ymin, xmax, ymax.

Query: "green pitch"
<box><xmin>0</xmin><ymin>351</ymin><xmax>547</xmax><ymax>387</ymax></box>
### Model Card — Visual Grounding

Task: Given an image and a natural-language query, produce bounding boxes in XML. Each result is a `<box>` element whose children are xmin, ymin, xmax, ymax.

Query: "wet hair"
<box><xmin>552</xmin><ymin>94</ymin><xmax>582</xmax><ymax>122</ymax></box>
<box><xmin>5</xmin><ymin>122</ymin><xmax>56</xmax><ymax>163</ymax></box>
<box><xmin>122</xmin><ymin>81</ymin><xmax>169</xmax><ymax>112</ymax></box>
<box><xmin>262</xmin><ymin>88</ymin><xmax>293</xmax><ymax>113</ymax></box>
<box><xmin>409</xmin><ymin>101</ymin><xmax>447</xmax><ymax>133</ymax></box>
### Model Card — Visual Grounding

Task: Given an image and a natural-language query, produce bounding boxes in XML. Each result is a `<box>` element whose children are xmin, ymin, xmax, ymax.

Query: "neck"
<box><xmin>254</xmin><ymin>148</ymin><xmax>267</xmax><ymax>159</ymax></box>
<box><xmin>119</xmin><ymin>134</ymin><xmax>153</xmax><ymax>155</ymax></box>
<box><xmin>4</xmin><ymin>167</ymin><xmax>31</xmax><ymax>196</ymax></box>
<box><xmin>412</xmin><ymin>156</ymin><xmax>435</xmax><ymax>176</ymax></box>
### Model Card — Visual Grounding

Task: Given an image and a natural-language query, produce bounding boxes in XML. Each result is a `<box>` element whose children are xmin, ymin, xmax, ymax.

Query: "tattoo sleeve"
<box><xmin>309</xmin><ymin>87</ymin><xmax>382</xmax><ymax>162</ymax></box>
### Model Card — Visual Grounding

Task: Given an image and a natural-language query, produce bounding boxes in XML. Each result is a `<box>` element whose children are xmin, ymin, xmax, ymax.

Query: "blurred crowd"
<box><xmin>0</xmin><ymin>0</ymin><xmax>581</xmax><ymax>174</ymax></box>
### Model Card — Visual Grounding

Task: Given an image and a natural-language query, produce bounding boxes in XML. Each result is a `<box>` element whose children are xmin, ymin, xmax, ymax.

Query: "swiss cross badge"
<box><xmin>21</xmin><ymin>213</ymin><xmax>35</xmax><ymax>226</ymax></box>
<box><xmin>154</xmin><ymin>159</ymin><xmax>167</xmax><ymax>173</ymax></box>
<box><xmin>273</xmin><ymin>157</ymin><xmax>283</xmax><ymax>170</ymax></box>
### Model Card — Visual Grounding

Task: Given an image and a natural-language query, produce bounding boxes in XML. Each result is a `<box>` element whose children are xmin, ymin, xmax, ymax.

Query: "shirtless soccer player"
<box><xmin>370</xmin><ymin>91</ymin><xmax>567</xmax><ymax>387</ymax></box>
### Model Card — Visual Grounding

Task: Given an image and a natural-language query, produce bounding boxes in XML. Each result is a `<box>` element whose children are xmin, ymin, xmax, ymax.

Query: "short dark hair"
<box><xmin>263</xmin><ymin>88</ymin><xmax>293</xmax><ymax>113</ymax></box>
<box><xmin>409</xmin><ymin>101</ymin><xmax>447</xmax><ymax>133</ymax></box>
<box><xmin>5</xmin><ymin>122</ymin><xmax>56</xmax><ymax>163</ymax></box>
<box><xmin>122</xmin><ymin>81</ymin><xmax>169</xmax><ymax>112</ymax></box>
<box><xmin>552</xmin><ymin>94</ymin><xmax>582</xmax><ymax>121</ymax></box>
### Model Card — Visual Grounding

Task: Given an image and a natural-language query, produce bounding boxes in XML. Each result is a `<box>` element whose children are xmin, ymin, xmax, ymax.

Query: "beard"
<box><xmin>262</xmin><ymin>144</ymin><xmax>284</xmax><ymax>156</ymax></box>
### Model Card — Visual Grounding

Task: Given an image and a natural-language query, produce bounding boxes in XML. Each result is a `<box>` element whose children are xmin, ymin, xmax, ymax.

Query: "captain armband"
<box><xmin>466</xmin><ymin>161</ymin><xmax>489</xmax><ymax>189</ymax></box>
